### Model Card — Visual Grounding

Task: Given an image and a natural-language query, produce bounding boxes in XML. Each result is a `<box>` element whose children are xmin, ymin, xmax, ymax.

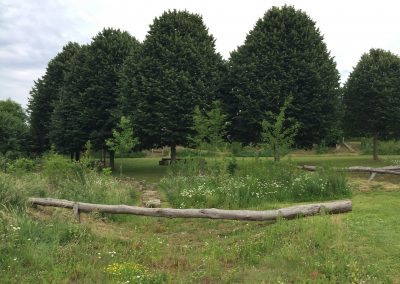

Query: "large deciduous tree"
<box><xmin>28</xmin><ymin>42</ymin><xmax>81</xmax><ymax>153</ymax></box>
<box><xmin>343</xmin><ymin>48</ymin><xmax>400</xmax><ymax>160</ymax></box>
<box><xmin>120</xmin><ymin>10</ymin><xmax>225</xmax><ymax>161</ymax></box>
<box><xmin>49</xmin><ymin>28</ymin><xmax>139</xmax><ymax>166</ymax></box>
<box><xmin>0</xmin><ymin>99</ymin><xmax>28</xmax><ymax>157</ymax></box>
<box><xmin>224</xmin><ymin>5</ymin><xmax>341</xmax><ymax>148</ymax></box>
<box><xmin>49</xmin><ymin>45</ymin><xmax>90</xmax><ymax>160</ymax></box>
<box><xmin>81</xmin><ymin>28</ymin><xmax>140</xmax><ymax>168</ymax></box>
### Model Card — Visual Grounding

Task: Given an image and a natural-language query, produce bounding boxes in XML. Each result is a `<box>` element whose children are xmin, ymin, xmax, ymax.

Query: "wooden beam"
<box><xmin>299</xmin><ymin>165</ymin><xmax>400</xmax><ymax>175</ymax></box>
<box><xmin>28</xmin><ymin>198</ymin><xmax>352</xmax><ymax>222</ymax></box>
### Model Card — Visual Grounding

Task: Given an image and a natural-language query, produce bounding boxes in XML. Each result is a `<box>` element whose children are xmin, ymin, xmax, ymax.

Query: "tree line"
<box><xmin>2</xmin><ymin>6</ymin><xmax>400</xmax><ymax>163</ymax></box>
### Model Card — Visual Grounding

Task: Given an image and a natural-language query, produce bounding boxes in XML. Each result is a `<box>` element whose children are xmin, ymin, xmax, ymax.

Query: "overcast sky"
<box><xmin>1</xmin><ymin>0</ymin><xmax>400</xmax><ymax>108</ymax></box>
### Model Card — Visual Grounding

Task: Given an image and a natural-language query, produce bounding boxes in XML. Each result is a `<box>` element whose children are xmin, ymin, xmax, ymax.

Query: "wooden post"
<box><xmin>75</xmin><ymin>151</ymin><xmax>80</xmax><ymax>162</ymax></box>
<box><xmin>373</xmin><ymin>133</ymin><xmax>379</xmax><ymax>161</ymax></box>
<box><xmin>73</xmin><ymin>202</ymin><xmax>80</xmax><ymax>223</ymax></box>
<box><xmin>170</xmin><ymin>144</ymin><xmax>177</xmax><ymax>163</ymax></box>
<box><xmin>110</xmin><ymin>151</ymin><xmax>115</xmax><ymax>170</ymax></box>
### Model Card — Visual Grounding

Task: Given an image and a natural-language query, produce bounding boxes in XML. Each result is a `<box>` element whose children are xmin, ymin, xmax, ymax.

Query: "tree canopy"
<box><xmin>224</xmin><ymin>5</ymin><xmax>341</xmax><ymax>148</ymax></box>
<box><xmin>49</xmin><ymin>44</ymin><xmax>90</xmax><ymax>158</ymax></box>
<box><xmin>22</xmin><ymin>8</ymin><xmax>400</xmax><ymax>161</ymax></box>
<box><xmin>120</xmin><ymin>10</ymin><xmax>225</xmax><ymax>160</ymax></box>
<box><xmin>343</xmin><ymin>48</ymin><xmax>400</xmax><ymax>160</ymax></box>
<box><xmin>28</xmin><ymin>42</ymin><xmax>81</xmax><ymax>153</ymax></box>
<box><xmin>0</xmin><ymin>99</ymin><xmax>28</xmax><ymax>157</ymax></box>
<box><xmin>81</xmin><ymin>28</ymin><xmax>140</xmax><ymax>152</ymax></box>
<box><xmin>47</xmin><ymin>28</ymin><xmax>140</xmax><ymax>163</ymax></box>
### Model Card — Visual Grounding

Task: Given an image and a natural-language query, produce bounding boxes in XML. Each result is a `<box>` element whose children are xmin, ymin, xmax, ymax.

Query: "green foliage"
<box><xmin>8</xmin><ymin>158</ymin><xmax>36</xmax><ymax>174</ymax></box>
<box><xmin>230</xmin><ymin>141</ymin><xmax>243</xmax><ymax>156</ymax></box>
<box><xmin>314</xmin><ymin>140</ymin><xmax>330</xmax><ymax>154</ymax></box>
<box><xmin>120</xmin><ymin>10</ymin><xmax>225</xmax><ymax>150</ymax></box>
<box><xmin>28</xmin><ymin>42</ymin><xmax>81</xmax><ymax>153</ymax></box>
<box><xmin>48</xmin><ymin>29</ymin><xmax>140</xmax><ymax>156</ymax></box>
<box><xmin>1</xmin><ymin>155</ymin><xmax>137</xmax><ymax>209</ymax></box>
<box><xmin>224</xmin><ymin>5</ymin><xmax>341</xmax><ymax>148</ymax></box>
<box><xmin>343</xmin><ymin>49</ymin><xmax>400</xmax><ymax>159</ymax></box>
<box><xmin>161</xmin><ymin>159</ymin><xmax>350</xmax><ymax>209</ymax></box>
<box><xmin>191</xmin><ymin>101</ymin><xmax>229</xmax><ymax>150</ymax></box>
<box><xmin>42</xmin><ymin>153</ymin><xmax>85</xmax><ymax>187</ymax></box>
<box><xmin>0</xmin><ymin>99</ymin><xmax>28</xmax><ymax>156</ymax></box>
<box><xmin>80</xmin><ymin>28</ymin><xmax>140</xmax><ymax>152</ymax></box>
<box><xmin>361</xmin><ymin>138</ymin><xmax>400</xmax><ymax>155</ymax></box>
<box><xmin>230</xmin><ymin>144</ymin><xmax>276</xmax><ymax>157</ymax></box>
<box><xmin>48</xmin><ymin>45</ymin><xmax>90</xmax><ymax>155</ymax></box>
<box><xmin>106</xmin><ymin>116</ymin><xmax>139</xmax><ymax>156</ymax></box>
<box><xmin>191</xmin><ymin>106</ymin><xmax>208</xmax><ymax>148</ymax></box>
<box><xmin>261</xmin><ymin>95</ymin><xmax>299</xmax><ymax>161</ymax></box>
<box><xmin>226</xmin><ymin>157</ymin><xmax>238</xmax><ymax>176</ymax></box>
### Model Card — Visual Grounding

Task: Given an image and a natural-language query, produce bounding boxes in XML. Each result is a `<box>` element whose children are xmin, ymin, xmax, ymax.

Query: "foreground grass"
<box><xmin>1</xmin><ymin>154</ymin><xmax>399</xmax><ymax>283</ymax></box>
<box><xmin>1</xmin><ymin>189</ymin><xmax>399</xmax><ymax>283</ymax></box>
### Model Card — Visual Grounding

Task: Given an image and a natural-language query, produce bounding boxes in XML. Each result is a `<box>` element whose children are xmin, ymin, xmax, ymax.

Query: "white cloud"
<box><xmin>1</xmin><ymin>0</ymin><xmax>400</xmax><ymax>108</ymax></box>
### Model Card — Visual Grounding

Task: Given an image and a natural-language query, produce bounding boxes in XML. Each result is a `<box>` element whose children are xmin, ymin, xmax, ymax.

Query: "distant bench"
<box><xmin>158</xmin><ymin>157</ymin><xmax>185</xmax><ymax>166</ymax></box>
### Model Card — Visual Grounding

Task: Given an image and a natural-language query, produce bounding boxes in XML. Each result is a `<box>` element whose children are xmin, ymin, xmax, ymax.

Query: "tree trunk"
<box><xmin>373</xmin><ymin>133</ymin><xmax>379</xmax><ymax>161</ymax></box>
<box><xmin>109</xmin><ymin>151</ymin><xmax>115</xmax><ymax>170</ymax></box>
<box><xmin>28</xmin><ymin>198</ymin><xmax>352</xmax><ymax>222</ymax></box>
<box><xmin>170</xmin><ymin>143</ymin><xmax>177</xmax><ymax>163</ymax></box>
<box><xmin>70</xmin><ymin>152</ymin><xmax>74</xmax><ymax>161</ymax></box>
<box><xmin>102</xmin><ymin>148</ymin><xmax>107</xmax><ymax>167</ymax></box>
<box><xmin>274</xmin><ymin>143</ymin><xmax>280</xmax><ymax>162</ymax></box>
<box><xmin>75</xmin><ymin>151</ymin><xmax>80</xmax><ymax>161</ymax></box>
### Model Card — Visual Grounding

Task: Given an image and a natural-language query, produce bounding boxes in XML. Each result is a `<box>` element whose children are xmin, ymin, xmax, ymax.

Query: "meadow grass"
<box><xmin>1</xmin><ymin>190</ymin><xmax>399</xmax><ymax>283</ymax></box>
<box><xmin>160</xmin><ymin>158</ymin><xmax>351</xmax><ymax>209</ymax></box>
<box><xmin>0</xmin><ymin>154</ymin><xmax>399</xmax><ymax>283</ymax></box>
<box><xmin>114</xmin><ymin>154</ymin><xmax>400</xmax><ymax>183</ymax></box>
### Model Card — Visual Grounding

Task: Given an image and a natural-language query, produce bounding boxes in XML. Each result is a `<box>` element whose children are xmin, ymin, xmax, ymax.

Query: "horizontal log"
<box><xmin>347</xmin><ymin>166</ymin><xmax>400</xmax><ymax>175</ymax></box>
<box><xmin>28</xmin><ymin>198</ymin><xmax>352</xmax><ymax>222</ymax></box>
<box><xmin>298</xmin><ymin>165</ymin><xmax>318</xmax><ymax>171</ymax></box>
<box><xmin>299</xmin><ymin>165</ymin><xmax>400</xmax><ymax>175</ymax></box>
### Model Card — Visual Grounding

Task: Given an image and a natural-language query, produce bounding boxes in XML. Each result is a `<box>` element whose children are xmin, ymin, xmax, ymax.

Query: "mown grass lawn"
<box><xmin>1</xmin><ymin>154</ymin><xmax>399</xmax><ymax>283</ymax></box>
<box><xmin>115</xmin><ymin>157</ymin><xmax>168</xmax><ymax>183</ymax></box>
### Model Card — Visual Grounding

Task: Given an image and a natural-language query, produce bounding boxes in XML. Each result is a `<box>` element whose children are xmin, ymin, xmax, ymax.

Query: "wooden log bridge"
<box><xmin>28</xmin><ymin>198</ymin><xmax>352</xmax><ymax>222</ymax></box>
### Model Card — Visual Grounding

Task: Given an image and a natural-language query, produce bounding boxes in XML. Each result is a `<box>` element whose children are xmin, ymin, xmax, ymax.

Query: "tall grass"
<box><xmin>0</xmin><ymin>154</ymin><xmax>138</xmax><ymax>209</ymax></box>
<box><xmin>361</xmin><ymin>138</ymin><xmax>400</xmax><ymax>155</ymax></box>
<box><xmin>0</xmin><ymin>156</ymin><xmax>398</xmax><ymax>283</ymax></box>
<box><xmin>160</xmin><ymin>159</ymin><xmax>351</xmax><ymax>209</ymax></box>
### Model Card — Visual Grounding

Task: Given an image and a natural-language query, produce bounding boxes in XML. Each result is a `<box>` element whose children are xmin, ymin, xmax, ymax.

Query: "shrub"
<box><xmin>230</xmin><ymin>142</ymin><xmax>242</xmax><ymax>155</ymax></box>
<box><xmin>314</xmin><ymin>140</ymin><xmax>330</xmax><ymax>154</ymax></box>
<box><xmin>9</xmin><ymin>158</ymin><xmax>37</xmax><ymax>174</ymax></box>
<box><xmin>0</xmin><ymin>155</ymin><xmax>138</xmax><ymax>210</ymax></box>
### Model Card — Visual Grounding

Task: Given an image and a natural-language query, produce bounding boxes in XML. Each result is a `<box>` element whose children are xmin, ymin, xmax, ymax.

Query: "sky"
<box><xmin>1</xmin><ymin>0</ymin><xmax>400</xmax><ymax>108</ymax></box>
